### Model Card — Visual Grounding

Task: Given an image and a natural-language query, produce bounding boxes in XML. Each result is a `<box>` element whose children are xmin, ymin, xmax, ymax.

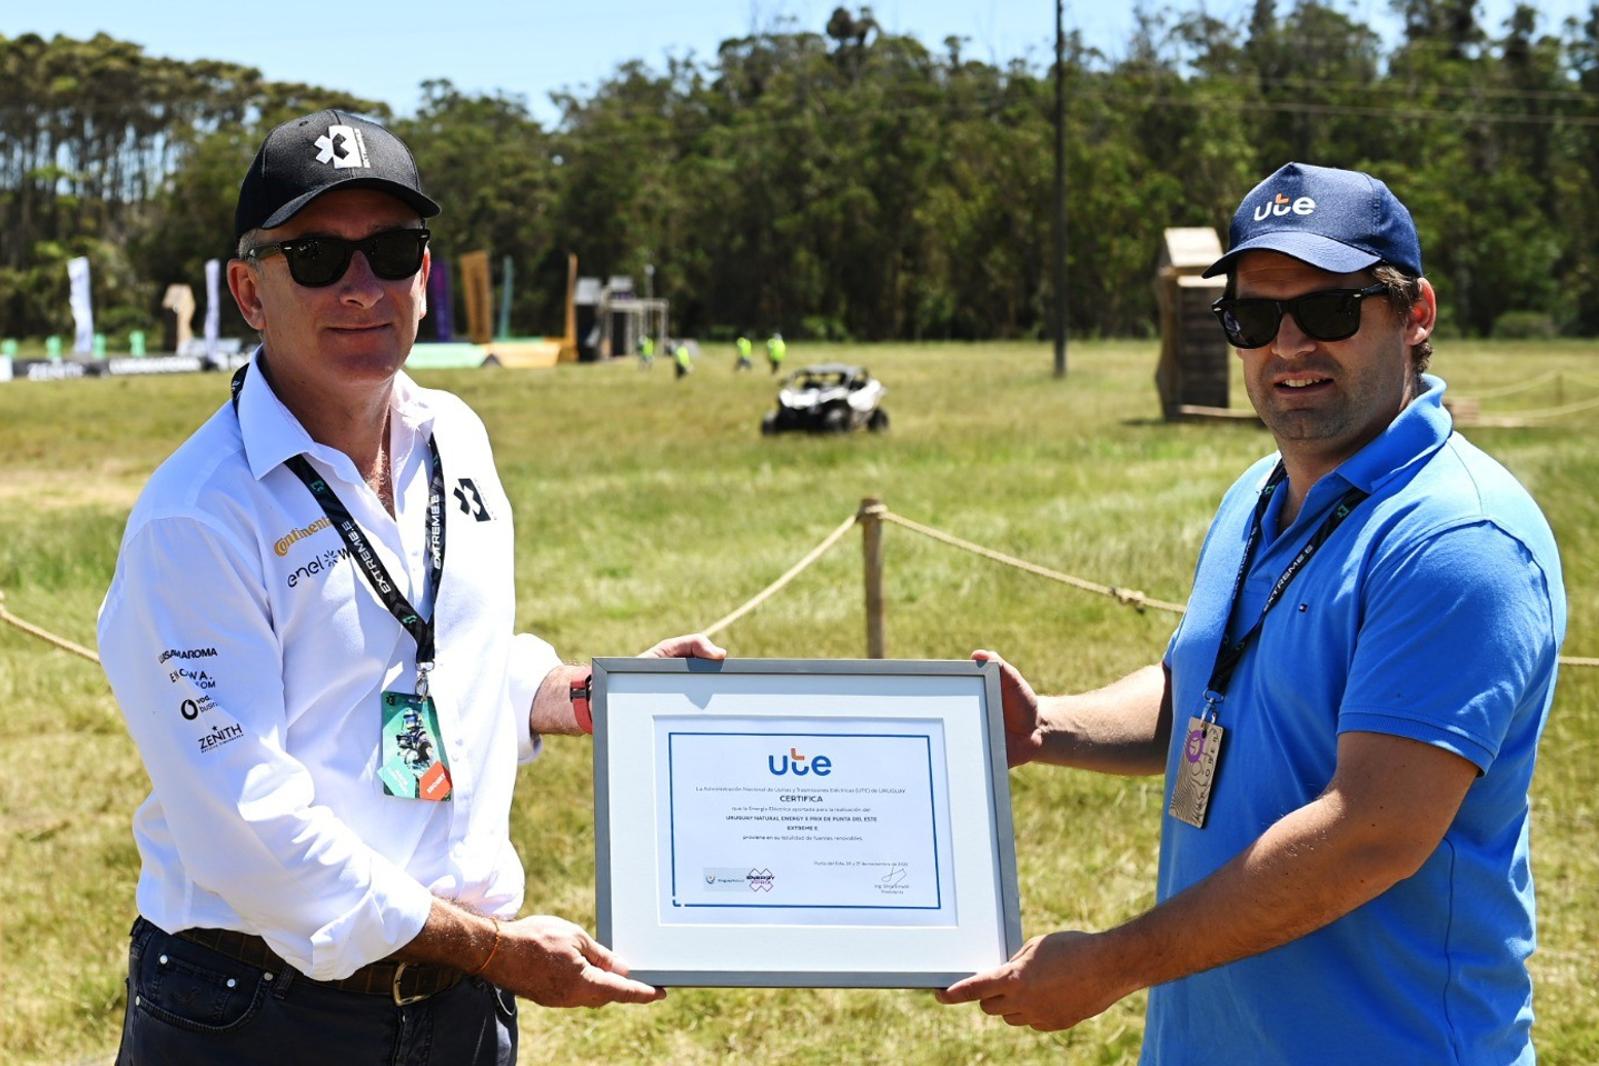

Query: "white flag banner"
<box><xmin>204</xmin><ymin>258</ymin><xmax>222</xmax><ymax>358</ymax></box>
<box><xmin>67</xmin><ymin>256</ymin><xmax>93</xmax><ymax>355</ymax></box>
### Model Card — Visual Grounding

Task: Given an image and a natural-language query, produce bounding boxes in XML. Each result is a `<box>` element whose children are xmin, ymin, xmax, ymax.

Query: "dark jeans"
<box><xmin>116</xmin><ymin>918</ymin><xmax>516</xmax><ymax>1066</ymax></box>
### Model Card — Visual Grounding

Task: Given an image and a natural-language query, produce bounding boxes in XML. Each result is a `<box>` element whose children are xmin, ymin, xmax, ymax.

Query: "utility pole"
<box><xmin>1053</xmin><ymin>0</ymin><xmax>1069</xmax><ymax>379</ymax></box>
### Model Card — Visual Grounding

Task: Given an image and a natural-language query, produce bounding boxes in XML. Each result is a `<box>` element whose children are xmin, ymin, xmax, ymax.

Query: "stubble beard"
<box><xmin>1246</xmin><ymin>349</ymin><xmax>1416</xmax><ymax>461</ymax></box>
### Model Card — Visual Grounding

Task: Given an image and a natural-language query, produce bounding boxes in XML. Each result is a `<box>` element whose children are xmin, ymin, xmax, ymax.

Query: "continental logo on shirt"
<box><xmin>274</xmin><ymin>517</ymin><xmax>332</xmax><ymax>556</ymax></box>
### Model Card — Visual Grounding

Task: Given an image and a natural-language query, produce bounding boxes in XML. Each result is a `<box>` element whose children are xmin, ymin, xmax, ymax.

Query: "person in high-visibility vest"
<box><xmin>673</xmin><ymin>339</ymin><xmax>693</xmax><ymax>379</ymax></box>
<box><xmin>735</xmin><ymin>335</ymin><xmax>753</xmax><ymax>372</ymax></box>
<box><xmin>639</xmin><ymin>334</ymin><xmax>655</xmax><ymax>369</ymax></box>
<box><xmin>766</xmin><ymin>331</ymin><xmax>786</xmax><ymax>374</ymax></box>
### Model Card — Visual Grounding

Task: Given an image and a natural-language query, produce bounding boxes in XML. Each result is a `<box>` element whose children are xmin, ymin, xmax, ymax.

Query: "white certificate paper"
<box><xmin>656</xmin><ymin>717</ymin><xmax>955</xmax><ymax>925</ymax></box>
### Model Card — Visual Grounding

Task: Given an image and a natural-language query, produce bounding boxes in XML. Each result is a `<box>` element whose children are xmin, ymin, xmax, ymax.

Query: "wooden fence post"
<box><xmin>860</xmin><ymin>497</ymin><xmax>886</xmax><ymax>658</ymax></box>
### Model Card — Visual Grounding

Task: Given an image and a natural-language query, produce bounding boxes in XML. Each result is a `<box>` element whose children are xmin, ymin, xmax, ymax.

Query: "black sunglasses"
<box><xmin>244</xmin><ymin>227</ymin><xmax>430</xmax><ymax>288</ymax></box>
<box><xmin>1211</xmin><ymin>283</ymin><xmax>1387</xmax><ymax>349</ymax></box>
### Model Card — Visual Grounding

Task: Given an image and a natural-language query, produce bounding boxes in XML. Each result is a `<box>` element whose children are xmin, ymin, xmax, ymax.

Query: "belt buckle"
<box><xmin>391</xmin><ymin>962</ymin><xmax>429</xmax><ymax>1006</ymax></box>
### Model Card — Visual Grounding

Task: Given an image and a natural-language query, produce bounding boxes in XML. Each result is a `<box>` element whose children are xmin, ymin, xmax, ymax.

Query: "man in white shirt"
<box><xmin>99</xmin><ymin>109</ymin><xmax>722</xmax><ymax>1065</ymax></box>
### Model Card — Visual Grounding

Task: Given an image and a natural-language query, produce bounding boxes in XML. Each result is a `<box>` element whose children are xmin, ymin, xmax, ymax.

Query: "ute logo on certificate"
<box><xmin>593</xmin><ymin>658</ymin><xmax>1022</xmax><ymax>988</ymax></box>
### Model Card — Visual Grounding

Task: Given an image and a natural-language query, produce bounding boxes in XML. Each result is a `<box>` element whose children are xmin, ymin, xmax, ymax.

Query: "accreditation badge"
<box><xmin>1168</xmin><ymin>716</ymin><xmax>1224</xmax><ymax>828</ymax></box>
<box><xmin>377</xmin><ymin>691</ymin><xmax>453</xmax><ymax>801</ymax></box>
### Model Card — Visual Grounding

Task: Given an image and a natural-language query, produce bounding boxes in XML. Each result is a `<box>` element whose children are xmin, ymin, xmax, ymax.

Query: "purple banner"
<box><xmin>428</xmin><ymin>259</ymin><xmax>454</xmax><ymax>341</ymax></box>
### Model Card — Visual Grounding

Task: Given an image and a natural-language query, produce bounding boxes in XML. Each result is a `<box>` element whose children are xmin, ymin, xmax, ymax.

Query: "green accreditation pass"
<box><xmin>378</xmin><ymin>691</ymin><xmax>453</xmax><ymax>801</ymax></box>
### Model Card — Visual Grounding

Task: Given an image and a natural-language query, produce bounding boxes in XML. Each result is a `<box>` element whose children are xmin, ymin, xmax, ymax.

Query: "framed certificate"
<box><xmin>592</xmin><ymin>658</ymin><xmax>1022</xmax><ymax>988</ymax></box>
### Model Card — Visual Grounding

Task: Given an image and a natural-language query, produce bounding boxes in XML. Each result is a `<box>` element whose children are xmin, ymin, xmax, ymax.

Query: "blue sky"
<box><xmin>5</xmin><ymin>1</ymin><xmax>1589</xmax><ymax>125</ymax></box>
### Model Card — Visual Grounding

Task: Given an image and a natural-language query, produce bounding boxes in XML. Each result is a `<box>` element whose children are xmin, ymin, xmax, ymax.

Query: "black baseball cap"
<box><xmin>234</xmin><ymin>109</ymin><xmax>440</xmax><ymax>241</ymax></box>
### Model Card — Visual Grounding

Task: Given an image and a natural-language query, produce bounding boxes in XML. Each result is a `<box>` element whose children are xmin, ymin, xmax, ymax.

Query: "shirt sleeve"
<box><xmin>507</xmin><ymin>631</ymin><xmax>562</xmax><ymax>763</ymax></box>
<box><xmin>1337</xmin><ymin>521</ymin><xmax>1558</xmax><ymax>772</ymax></box>
<box><xmin>98</xmin><ymin>515</ymin><xmax>435</xmax><ymax>980</ymax></box>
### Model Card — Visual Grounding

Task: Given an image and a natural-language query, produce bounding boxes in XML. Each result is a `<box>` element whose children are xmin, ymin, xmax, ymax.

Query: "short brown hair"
<box><xmin>1372</xmin><ymin>264</ymin><xmax>1432</xmax><ymax>375</ymax></box>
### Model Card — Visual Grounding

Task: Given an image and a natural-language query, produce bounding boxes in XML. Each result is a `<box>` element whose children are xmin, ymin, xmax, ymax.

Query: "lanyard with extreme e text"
<box><xmin>1168</xmin><ymin>462</ymin><xmax>1369</xmax><ymax>829</ymax></box>
<box><xmin>231</xmin><ymin>363</ymin><xmax>455</xmax><ymax>801</ymax></box>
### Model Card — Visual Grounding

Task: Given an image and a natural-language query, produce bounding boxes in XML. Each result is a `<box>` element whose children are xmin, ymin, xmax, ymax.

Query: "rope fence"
<box><xmin>873</xmin><ymin>508</ymin><xmax>1188</xmax><ymax>615</ymax></box>
<box><xmin>0</xmin><ymin>589</ymin><xmax>100</xmax><ymax>664</ymax></box>
<box><xmin>696</xmin><ymin>498</ymin><xmax>1596</xmax><ymax>669</ymax></box>
<box><xmin>1456</xmin><ymin>370</ymin><xmax>1599</xmax><ymax>426</ymax></box>
<box><xmin>701</xmin><ymin>513</ymin><xmax>860</xmax><ymax>639</ymax></box>
<box><xmin>1463</xmin><ymin>369</ymin><xmax>1562</xmax><ymax>401</ymax></box>
<box><xmin>2</xmin><ymin>503</ymin><xmax>1594</xmax><ymax>669</ymax></box>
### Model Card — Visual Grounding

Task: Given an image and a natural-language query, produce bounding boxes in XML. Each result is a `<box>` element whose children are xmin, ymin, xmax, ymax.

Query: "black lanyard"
<box><xmin>232</xmin><ymin>364</ymin><xmax>447</xmax><ymax>695</ymax></box>
<box><xmin>1202</xmin><ymin>463</ymin><xmax>1367</xmax><ymax>719</ymax></box>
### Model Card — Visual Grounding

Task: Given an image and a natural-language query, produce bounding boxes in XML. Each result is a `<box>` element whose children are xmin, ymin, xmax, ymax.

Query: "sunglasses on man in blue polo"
<box><xmin>1211</xmin><ymin>283</ymin><xmax>1387</xmax><ymax>350</ymax></box>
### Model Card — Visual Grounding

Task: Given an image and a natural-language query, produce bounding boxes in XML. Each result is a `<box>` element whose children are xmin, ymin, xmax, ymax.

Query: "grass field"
<box><xmin>1</xmin><ymin>339</ymin><xmax>1595</xmax><ymax>1064</ymax></box>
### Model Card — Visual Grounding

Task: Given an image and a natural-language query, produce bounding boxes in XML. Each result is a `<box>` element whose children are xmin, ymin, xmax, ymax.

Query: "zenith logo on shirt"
<box><xmin>453</xmin><ymin>478</ymin><xmax>491</xmax><ymax>522</ymax></box>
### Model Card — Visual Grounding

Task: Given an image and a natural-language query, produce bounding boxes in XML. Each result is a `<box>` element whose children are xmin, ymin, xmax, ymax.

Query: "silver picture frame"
<box><xmin>592</xmin><ymin>657</ymin><xmax>1022</xmax><ymax>988</ymax></box>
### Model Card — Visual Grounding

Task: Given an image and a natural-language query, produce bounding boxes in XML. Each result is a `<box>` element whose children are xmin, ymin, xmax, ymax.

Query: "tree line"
<box><xmin>4</xmin><ymin>1</ymin><xmax>1599</xmax><ymax>347</ymax></box>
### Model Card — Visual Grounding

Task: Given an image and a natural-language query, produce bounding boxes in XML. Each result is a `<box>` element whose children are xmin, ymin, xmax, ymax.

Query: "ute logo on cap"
<box><xmin>313</xmin><ymin>124</ymin><xmax>370</xmax><ymax>170</ymax></box>
<box><xmin>1253</xmin><ymin>191</ymin><xmax>1316</xmax><ymax>222</ymax></box>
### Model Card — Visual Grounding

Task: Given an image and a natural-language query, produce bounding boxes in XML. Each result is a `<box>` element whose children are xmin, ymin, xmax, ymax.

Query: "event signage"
<box><xmin>16</xmin><ymin>359</ymin><xmax>88</xmax><ymax>380</ymax></box>
<box><xmin>106</xmin><ymin>356</ymin><xmax>204</xmax><ymax>376</ymax></box>
<box><xmin>67</xmin><ymin>257</ymin><xmax>93</xmax><ymax>355</ymax></box>
<box><xmin>428</xmin><ymin>258</ymin><xmax>454</xmax><ymax>341</ymax></box>
<box><xmin>593</xmin><ymin>658</ymin><xmax>1022</xmax><ymax>988</ymax></box>
<box><xmin>162</xmin><ymin>284</ymin><xmax>196</xmax><ymax>352</ymax></box>
<box><xmin>203</xmin><ymin>258</ymin><xmax>222</xmax><ymax>359</ymax></box>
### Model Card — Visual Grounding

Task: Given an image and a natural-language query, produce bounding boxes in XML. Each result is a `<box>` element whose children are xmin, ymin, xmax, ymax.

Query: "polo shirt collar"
<box><xmin>235</xmin><ymin>345</ymin><xmax>437</xmax><ymax>481</ymax></box>
<box><xmin>1331</xmin><ymin>373</ymin><xmax>1452</xmax><ymax>495</ymax></box>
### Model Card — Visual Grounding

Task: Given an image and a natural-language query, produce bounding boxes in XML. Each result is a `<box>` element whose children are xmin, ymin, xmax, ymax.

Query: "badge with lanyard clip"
<box><xmin>1166</xmin><ymin>466</ymin><xmax>1368</xmax><ymax>830</ymax></box>
<box><xmin>232</xmin><ymin>363</ymin><xmax>456</xmax><ymax>802</ymax></box>
<box><xmin>374</xmin><ymin>599</ymin><xmax>452</xmax><ymax>803</ymax></box>
<box><xmin>377</xmin><ymin>647</ymin><xmax>452</xmax><ymax>802</ymax></box>
<box><xmin>1169</xmin><ymin>688</ymin><xmax>1226</xmax><ymax>828</ymax></box>
<box><xmin>278</xmin><ymin>405</ymin><xmax>453</xmax><ymax>799</ymax></box>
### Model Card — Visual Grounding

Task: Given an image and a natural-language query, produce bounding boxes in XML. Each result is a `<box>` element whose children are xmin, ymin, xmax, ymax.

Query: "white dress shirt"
<box><xmin>98</xmin><ymin>350</ymin><xmax>560</xmax><ymax>980</ymax></box>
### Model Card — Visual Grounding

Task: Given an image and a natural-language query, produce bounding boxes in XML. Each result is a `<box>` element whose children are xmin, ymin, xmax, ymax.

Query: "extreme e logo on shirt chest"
<box><xmin>453</xmin><ymin>478</ymin><xmax>491</xmax><ymax>522</ymax></box>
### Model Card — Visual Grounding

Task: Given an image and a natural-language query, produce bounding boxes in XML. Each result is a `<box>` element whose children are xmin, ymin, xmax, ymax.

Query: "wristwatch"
<box><xmin>570</xmin><ymin>670</ymin><xmax>594</xmax><ymax>735</ymax></box>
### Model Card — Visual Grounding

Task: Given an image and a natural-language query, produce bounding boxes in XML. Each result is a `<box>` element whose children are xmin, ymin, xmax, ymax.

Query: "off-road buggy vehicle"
<box><xmin>760</xmin><ymin>363</ymin><xmax>889</xmax><ymax>434</ymax></box>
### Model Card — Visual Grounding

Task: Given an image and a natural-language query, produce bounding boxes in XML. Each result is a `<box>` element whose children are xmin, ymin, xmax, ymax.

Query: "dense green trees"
<box><xmin>4</xmin><ymin>3</ymin><xmax>1599</xmax><ymax>345</ymax></box>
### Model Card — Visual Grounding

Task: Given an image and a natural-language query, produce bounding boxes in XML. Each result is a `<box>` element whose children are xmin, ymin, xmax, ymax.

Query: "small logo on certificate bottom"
<box><xmin>702</xmin><ymin>867</ymin><xmax>776</xmax><ymax>893</ymax></box>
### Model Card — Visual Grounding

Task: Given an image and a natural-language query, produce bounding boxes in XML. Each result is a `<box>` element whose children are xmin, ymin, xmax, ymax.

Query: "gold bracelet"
<box><xmin>469</xmin><ymin>918</ymin><xmax>501</xmax><ymax>977</ymax></box>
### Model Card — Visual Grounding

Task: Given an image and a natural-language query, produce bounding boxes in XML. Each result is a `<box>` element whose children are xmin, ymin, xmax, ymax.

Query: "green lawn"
<box><xmin>1</xmin><ymin>340</ymin><xmax>1594</xmax><ymax>1064</ymax></box>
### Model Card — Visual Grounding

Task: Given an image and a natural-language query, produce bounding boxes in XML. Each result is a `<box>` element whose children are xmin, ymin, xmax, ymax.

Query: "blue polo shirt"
<box><xmin>1144</xmin><ymin>376</ymin><xmax>1565</xmax><ymax>1065</ymax></box>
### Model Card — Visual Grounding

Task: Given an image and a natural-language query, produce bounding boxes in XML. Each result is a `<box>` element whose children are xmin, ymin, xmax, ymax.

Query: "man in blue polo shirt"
<box><xmin>937</xmin><ymin>163</ymin><xmax>1566</xmax><ymax>1062</ymax></box>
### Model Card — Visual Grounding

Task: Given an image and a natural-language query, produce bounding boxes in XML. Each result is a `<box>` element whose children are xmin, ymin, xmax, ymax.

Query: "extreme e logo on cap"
<box><xmin>314</xmin><ymin>124</ymin><xmax>370</xmax><ymax>170</ymax></box>
<box><xmin>1253</xmin><ymin>192</ymin><xmax>1316</xmax><ymax>221</ymax></box>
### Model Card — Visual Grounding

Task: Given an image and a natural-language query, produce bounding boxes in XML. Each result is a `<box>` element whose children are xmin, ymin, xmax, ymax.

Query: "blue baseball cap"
<box><xmin>1203</xmin><ymin>162</ymin><xmax>1422</xmax><ymax>278</ymax></box>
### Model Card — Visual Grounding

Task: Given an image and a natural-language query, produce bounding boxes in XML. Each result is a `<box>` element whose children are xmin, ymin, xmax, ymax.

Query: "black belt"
<box><xmin>176</xmin><ymin>927</ymin><xmax>463</xmax><ymax>1006</ymax></box>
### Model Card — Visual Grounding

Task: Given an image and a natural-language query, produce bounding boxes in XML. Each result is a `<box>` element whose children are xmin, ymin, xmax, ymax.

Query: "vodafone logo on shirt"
<box><xmin>1253</xmin><ymin>192</ymin><xmax>1316</xmax><ymax>221</ymax></box>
